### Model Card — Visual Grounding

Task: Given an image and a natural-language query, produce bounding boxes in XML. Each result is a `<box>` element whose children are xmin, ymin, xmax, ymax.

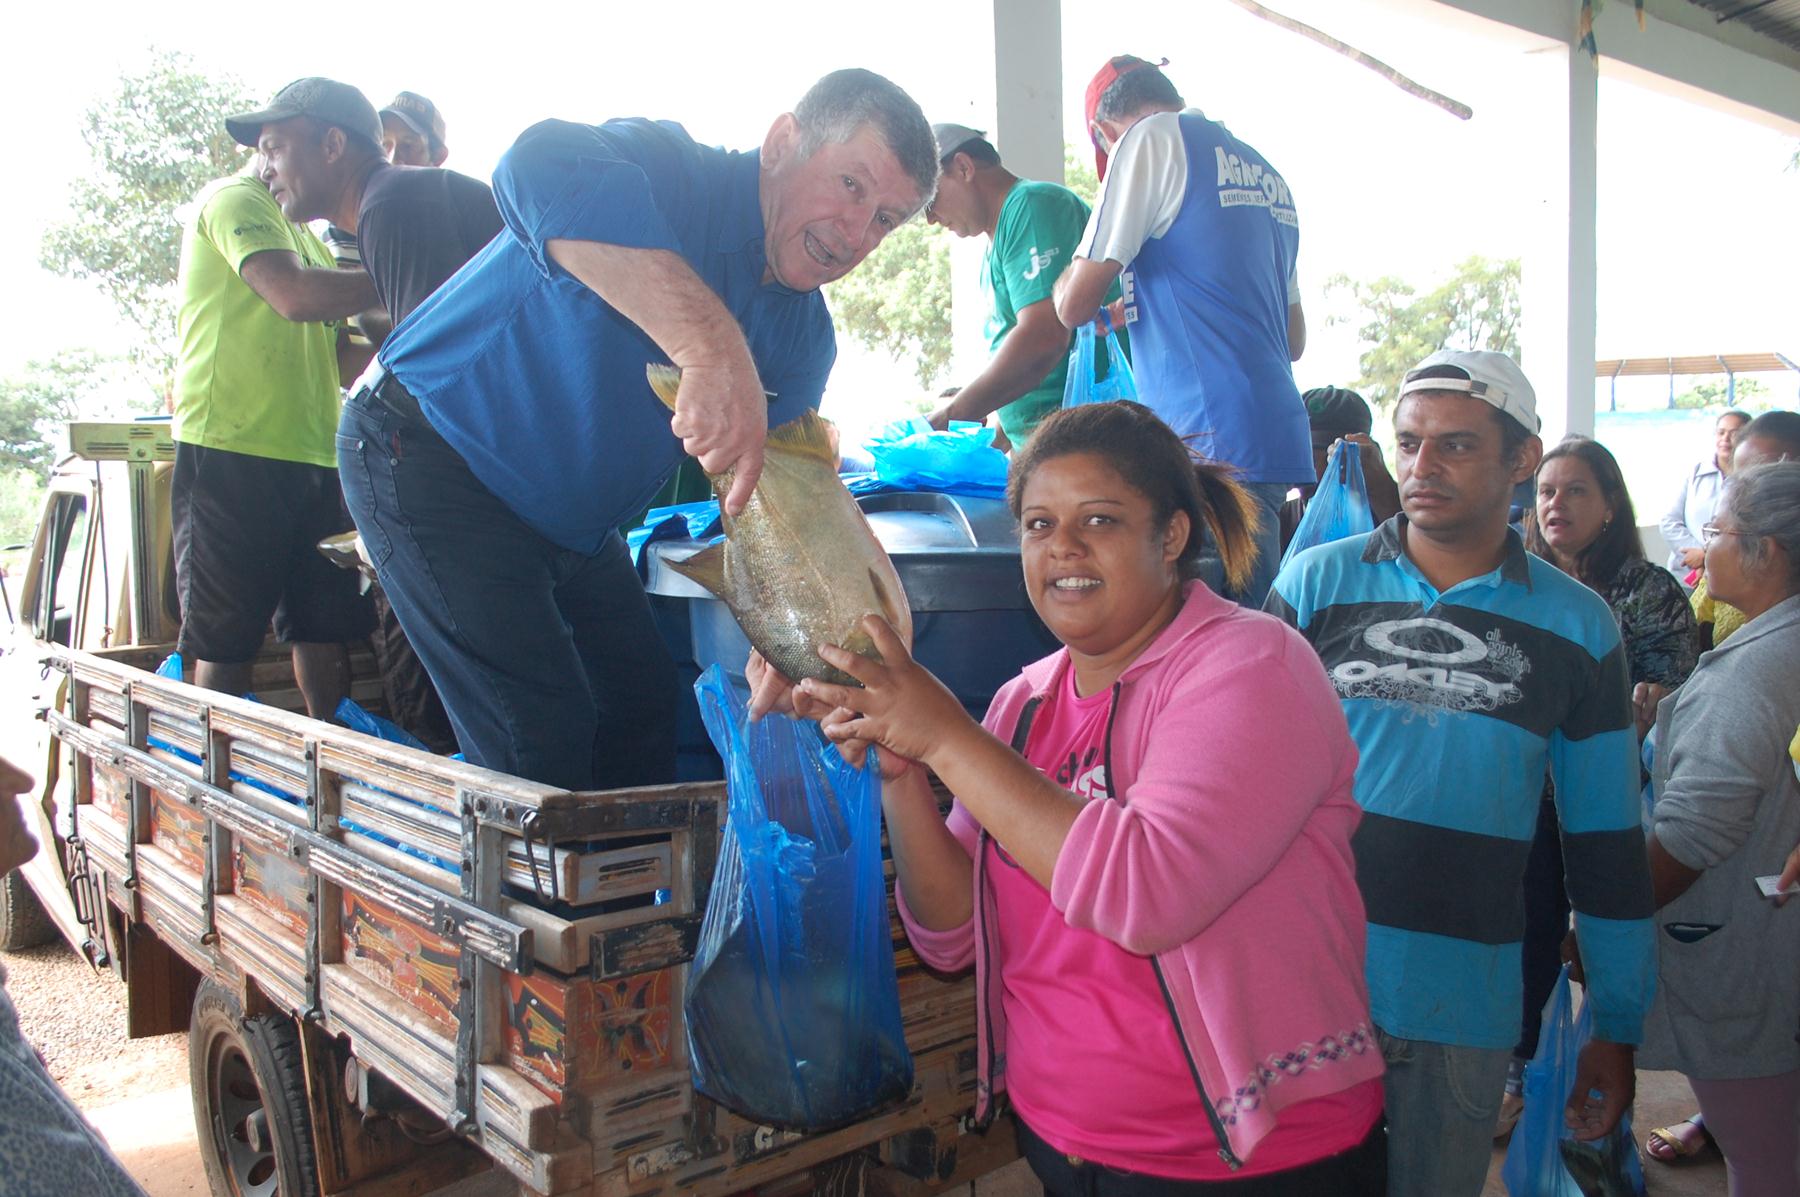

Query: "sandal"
<box><xmin>1644</xmin><ymin>1116</ymin><xmax>1712</xmax><ymax>1163</ymax></box>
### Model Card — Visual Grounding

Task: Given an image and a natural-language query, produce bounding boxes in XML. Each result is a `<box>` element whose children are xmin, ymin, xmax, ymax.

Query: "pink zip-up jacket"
<box><xmin>897</xmin><ymin>583</ymin><xmax>1383</xmax><ymax>1167</ymax></box>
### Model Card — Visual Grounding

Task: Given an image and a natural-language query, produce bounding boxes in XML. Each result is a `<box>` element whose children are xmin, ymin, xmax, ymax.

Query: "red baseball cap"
<box><xmin>1084</xmin><ymin>55</ymin><xmax>1167</xmax><ymax>179</ymax></box>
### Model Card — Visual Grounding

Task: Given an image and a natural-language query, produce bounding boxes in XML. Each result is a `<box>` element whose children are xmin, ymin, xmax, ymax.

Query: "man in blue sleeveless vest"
<box><xmin>1055</xmin><ymin>56</ymin><xmax>1311</xmax><ymax>607</ymax></box>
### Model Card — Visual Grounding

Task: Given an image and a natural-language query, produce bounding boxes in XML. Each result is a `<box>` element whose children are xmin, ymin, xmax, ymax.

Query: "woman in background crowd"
<box><xmin>1639</xmin><ymin>461</ymin><xmax>1800</xmax><ymax>1197</ymax></box>
<box><xmin>1661</xmin><ymin>409</ymin><xmax>1748</xmax><ymax>582</ymax></box>
<box><xmin>1499</xmin><ymin>437</ymin><xmax>1699</xmax><ymax>1139</ymax></box>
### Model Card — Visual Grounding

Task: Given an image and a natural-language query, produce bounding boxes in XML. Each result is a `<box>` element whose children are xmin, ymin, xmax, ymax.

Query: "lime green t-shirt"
<box><xmin>982</xmin><ymin>180</ymin><xmax>1093</xmax><ymax>443</ymax></box>
<box><xmin>173</xmin><ymin>176</ymin><xmax>344</xmax><ymax>467</ymax></box>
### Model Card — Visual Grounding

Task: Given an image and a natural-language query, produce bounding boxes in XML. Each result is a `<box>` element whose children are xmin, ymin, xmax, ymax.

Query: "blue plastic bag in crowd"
<box><xmin>1280</xmin><ymin>439</ymin><xmax>1376</xmax><ymax>569</ymax></box>
<box><xmin>684</xmin><ymin>665</ymin><xmax>912</xmax><ymax>1129</ymax></box>
<box><xmin>1062</xmin><ymin>310</ymin><xmax>1138</xmax><ymax>408</ymax></box>
<box><xmin>1502</xmin><ymin>965</ymin><xmax>1647</xmax><ymax>1197</ymax></box>
<box><xmin>334</xmin><ymin>697</ymin><xmax>430</xmax><ymax>752</ymax></box>
<box><xmin>863</xmin><ymin>418</ymin><xmax>1009</xmax><ymax>497</ymax></box>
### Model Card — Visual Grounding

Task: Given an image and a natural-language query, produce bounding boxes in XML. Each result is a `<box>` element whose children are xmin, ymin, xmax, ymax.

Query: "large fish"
<box><xmin>648</xmin><ymin>365</ymin><xmax>912</xmax><ymax>687</ymax></box>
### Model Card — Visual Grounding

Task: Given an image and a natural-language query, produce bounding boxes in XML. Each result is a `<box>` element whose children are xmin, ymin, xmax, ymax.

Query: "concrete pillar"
<box><xmin>991</xmin><ymin>0</ymin><xmax>1065</xmax><ymax>185</ymax></box>
<box><xmin>1516</xmin><ymin>38</ymin><xmax>1598</xmax><ymax>445</ymax></box>
<box><xmin>949</xmin><ymin>0</ymin><xmax>1067</xmax><ymax>388</ymax></box>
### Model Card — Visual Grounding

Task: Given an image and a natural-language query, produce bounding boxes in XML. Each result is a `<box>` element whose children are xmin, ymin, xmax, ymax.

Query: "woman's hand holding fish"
<box><xmin>818</xmin><ymin>707</ymin><xmax>917</xmax><ymax>780</ymax></box>
<box><xmin>801</xmin><ymin>616</ymin><xmax>973</xmax><ymax>772</ymax></box>
<box><xmin>669</xmin><ymin>360</ymin><xmax>768</xmax><ymax>516</ymax></box>
<box><xmin>744</xmin><ymin>650</ymin><xmax>834</xmax><ymax>722</ymax></box>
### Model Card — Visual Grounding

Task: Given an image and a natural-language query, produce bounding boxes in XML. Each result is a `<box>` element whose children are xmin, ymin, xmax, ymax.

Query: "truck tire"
<box><xmin>0</xmin><ymin>870</ymin><xmax>57</xmax><ymax>951</ymax></box>
<box><xmin>190</xmin><ymin>979</ymin><xmax>320</xmax><ymax>1197</ymax></box>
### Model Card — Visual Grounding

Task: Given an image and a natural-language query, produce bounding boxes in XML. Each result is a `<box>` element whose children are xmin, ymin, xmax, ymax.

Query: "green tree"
<box><xmin>1326</xmin><ymin>255</ymin><xmax>1522</xmax><ymax>416</ymax></box>
<box><xmin>1063</xmin><ymin>145</ymin><xmax>1100</xmax><ymax>207</ymax></box>
<box><xmin>0</xmin><ymin>352</ymin><xmax>123</xmax><ymax>482</ymax></box>
<box><xmin>825</xmin><ymin>218</ymin><xmax>954</xmax><ymax>391</ymax></box>
<box><xmin>1673</xmin><ymin>376</ymin><xmax>1768</xmax><ymax>411</ymax></box>
<box><xmin>40</xmin><ymin>50</ymin><xmax>256</xmax><ymax>384</ymax></box>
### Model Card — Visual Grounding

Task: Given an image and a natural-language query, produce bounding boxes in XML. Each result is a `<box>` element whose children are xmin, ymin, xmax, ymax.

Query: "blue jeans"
<box><xmin>1195</xmin><ymin>481</ymin><xmax>1290</xmax><ymax>608</ymax></box>
<box><xmin>1376</xmin><ymin>1029</ymin><xmax>1511</xmax><ymax>1197</ymax></box>
<box><xmin>336</xmin><ymin>387</ymin><xmax>677</xmax><ymax>792</ymax></box>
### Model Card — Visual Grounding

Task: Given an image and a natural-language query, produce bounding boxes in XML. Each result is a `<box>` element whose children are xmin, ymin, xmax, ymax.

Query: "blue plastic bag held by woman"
<box><xmin>685</xmin><ymin>665</ymin><xmax>912</xmax><ymax>1129</ymax></box>
<box><xmin>1502</xmin><ymin>965</ymin><xmax>1647</xmax><ymax>1197</ymax></box>
<box><xmin>1280</xmin><ymin>438</ymin><xmax>1375</xmax><ymax>569</ymax></box>
<box><xmin>1062</xmin><ymin>309</ymin><xmax>1138</xmax><ymax>408</ymax></box>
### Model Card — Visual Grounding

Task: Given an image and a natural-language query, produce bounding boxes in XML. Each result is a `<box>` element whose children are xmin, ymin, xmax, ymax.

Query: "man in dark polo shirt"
<box><xmin>256</xmin><ymin>77</ymin><xmax>501</xmax><ymax>752</ymax></box>
<box><xmin>338</xmin><ymin>69</ymin><xmax>937</xmax><ymax>791</ymax></box>
<box><xmin>263</xmin><ymin>83</ymin><xmax>501</xmax><ymax>327</ymax></box>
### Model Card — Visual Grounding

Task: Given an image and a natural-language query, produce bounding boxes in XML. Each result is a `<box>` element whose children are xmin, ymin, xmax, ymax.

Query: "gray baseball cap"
<box><xmin>226</xmin><ymin>77</ymin><xmax>383</xmax><ymax>151</ymax></box>
<box><xmin>932</xmin><ymin>122</ymin><xmax>988</xmax><ymax>163</ymax></box>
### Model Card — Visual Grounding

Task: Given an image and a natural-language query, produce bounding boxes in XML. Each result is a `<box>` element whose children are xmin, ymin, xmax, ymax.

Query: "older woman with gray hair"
<box><xmin>1638</xmin><ymin>459</ymin><xmax>1800</xmax><ymax>1197</ymax></box>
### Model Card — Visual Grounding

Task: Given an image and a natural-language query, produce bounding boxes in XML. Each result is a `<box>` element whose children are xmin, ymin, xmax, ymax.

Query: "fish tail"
<box><xmin>646</xmin><ymin>363</ymin><xmax>682</xmax><ymax>412</ymax></box>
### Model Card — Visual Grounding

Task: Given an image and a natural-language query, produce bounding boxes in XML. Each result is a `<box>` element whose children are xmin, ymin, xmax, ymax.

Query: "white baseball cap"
<box><xmin>1398</xmin><ymin>349</ymin><xmax>1540</xmax><ymax>434</ymax></box>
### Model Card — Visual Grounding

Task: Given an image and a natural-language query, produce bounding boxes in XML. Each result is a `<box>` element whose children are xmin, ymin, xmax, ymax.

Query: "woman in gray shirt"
<box><xmin>1639</xmin><ymin>460</ymin><xmax>1800</xmax><ymax>1197</ymax></box>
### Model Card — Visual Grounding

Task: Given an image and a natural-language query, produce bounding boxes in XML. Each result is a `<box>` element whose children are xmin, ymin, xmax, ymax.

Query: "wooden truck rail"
<box><xmin>43</xmin><ymin>644</ymin><xmax>1009</xmax><ymax>1197</ymax></box>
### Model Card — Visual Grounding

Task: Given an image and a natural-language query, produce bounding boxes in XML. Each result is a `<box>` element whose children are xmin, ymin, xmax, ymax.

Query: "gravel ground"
<box><xmin>2</xmin><ymin>938</ymin><xmax>187</xmax><ymax>1105</ymax></box>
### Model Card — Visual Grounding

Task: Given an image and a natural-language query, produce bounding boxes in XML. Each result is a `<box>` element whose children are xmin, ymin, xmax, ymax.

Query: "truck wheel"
<box><xmin>0</xmin><ymin>870</ymin><xmax>56</xmax><ymax>951</ymax></box>
<box><xmin>190</xmin><ymin>980</ymin><xmax>320</xmax><ymax>1197</ymax></box>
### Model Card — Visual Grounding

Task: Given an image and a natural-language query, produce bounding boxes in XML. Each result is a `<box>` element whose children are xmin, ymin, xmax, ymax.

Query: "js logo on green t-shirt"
<box><xmin>1021</xmin><ymin>245</ymin><xmax>1062</xmax><ymax>282</ymax></box>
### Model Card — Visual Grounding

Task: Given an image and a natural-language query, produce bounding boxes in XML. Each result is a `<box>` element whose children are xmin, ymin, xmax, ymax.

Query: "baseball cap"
<box><xmin>931</xmin><ymin>122</ymin><xmax>987</xmax><ymax>164</ymax></box>
<box><xmin>226</xmin><ymin>78</ymin><xmax>383</xmax><ymax>151</ymax></box>
<box><xmin>1303</xmin><ymin>386</ymin><xmax>1374</xmax><ymax>437</ymax></box>
<box><xmin>380</xmin><ymin>91</ymin><xmax>448</xmax><ymax>152</ymax></box>
<box><xmin>1399</xmin><ymin>349</ymin><xmax>1540</xmax><ymax>434</ymax></box>
<box><xmin>1084</xmin><ymin>54</ymin><xmax>1166</xmax><ymax>179</ymax></box>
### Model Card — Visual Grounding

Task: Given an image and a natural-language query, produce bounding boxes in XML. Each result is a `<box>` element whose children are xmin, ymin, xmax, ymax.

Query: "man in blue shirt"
<box><xmin>338</xmin><ymin>69</ymin><xmax>937</xmax><ymax>791</ymax></box>
<box><xmin>1265</xmin><ymin>350</ymin><xmax>1655</xmax><ymax>1197</ymax></box>
<box><xmin>1054</xmin><ymin>56</ymin><xmax>1311</xmax><ymax>608</ymax></box>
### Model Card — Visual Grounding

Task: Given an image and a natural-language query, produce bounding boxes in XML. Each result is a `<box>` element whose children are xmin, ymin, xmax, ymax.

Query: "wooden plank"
<box><xmin>123</xmin><ymin>919</ymin><xmax>198</xmax><ymax>1038</ymax></box>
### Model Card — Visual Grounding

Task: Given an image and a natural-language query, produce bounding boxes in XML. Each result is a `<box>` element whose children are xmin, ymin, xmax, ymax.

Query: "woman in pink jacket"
<box><xmin>793</xmin><ymin>402</ymin><xmax>1386</xmax><ymax>1194</ymax></box>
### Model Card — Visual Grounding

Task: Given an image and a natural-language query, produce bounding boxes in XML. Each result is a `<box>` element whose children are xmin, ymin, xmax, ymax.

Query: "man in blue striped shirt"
<box><xmin>1266</xmin><ymin>350</ymin><xmax>1655</xmax><ymax>1197</ymax></box>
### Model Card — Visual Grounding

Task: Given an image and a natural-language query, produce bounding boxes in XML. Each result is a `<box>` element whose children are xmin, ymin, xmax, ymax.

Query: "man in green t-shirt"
<box><xmin>171</xmin><ymin>77</ymin><xmax>383</xmax><ymax>717</ymax></box>
<box><xmin>925</xmin><ymin>124</ymin><xmax>1112</xmax><ymax>444</ymax></box>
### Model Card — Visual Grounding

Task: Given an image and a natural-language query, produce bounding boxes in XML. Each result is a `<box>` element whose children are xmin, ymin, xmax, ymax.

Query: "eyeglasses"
<box><xmin>1700</xmin><ymin>524</ymin><xmax>1749</xmax><ymax>545</ymax></box>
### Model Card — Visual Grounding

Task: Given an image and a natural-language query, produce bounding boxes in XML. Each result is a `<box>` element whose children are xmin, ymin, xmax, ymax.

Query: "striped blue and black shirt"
<box><xmin>1267</xmin><ymin>518</ymin><xmax>1655</xmax><ymax>1049</ymax></box>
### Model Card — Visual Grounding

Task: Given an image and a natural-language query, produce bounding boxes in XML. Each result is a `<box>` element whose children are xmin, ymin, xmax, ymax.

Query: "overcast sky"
<box><xmin>4</xmin><ymin>0</ymin><xmax>1796</xmax><ymax>426</ymax></box>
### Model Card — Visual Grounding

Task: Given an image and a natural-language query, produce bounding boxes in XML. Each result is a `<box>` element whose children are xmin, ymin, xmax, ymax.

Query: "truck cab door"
<box><xmin>1</xmin><ymin>480</ymin><xmax>104</xmax><ymax>960</ymax></box>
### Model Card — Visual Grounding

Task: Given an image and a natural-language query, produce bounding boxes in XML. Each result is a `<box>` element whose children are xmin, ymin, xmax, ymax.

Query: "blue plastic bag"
<box><xmin>1280</xmin><ymin>439</ymin><xmax>1375</xmax><ymax>568</ymax></box>
<box><xmin>1502</xmin><ymin>965</ymin><xmax>1647</xmax><ymax>1197</ymax></box>
<box><xmin>334</xmin><ymin>697</ymin><xmax>430</xmax><ymax>752</ymax></box>
<box><xmin>1062</xmin><ymin>310</ymin><xmax>1138</xmax><ymax>408</ymax></box>
<box><xmin>863</xmin><ymin>418</ymin><xmax>1008</xmax><ymax>497</ymax></box>
<box><xmin>684</xmin><ymin>665</ymin><xmax>912</xmax><ymax>1129</ymax></box>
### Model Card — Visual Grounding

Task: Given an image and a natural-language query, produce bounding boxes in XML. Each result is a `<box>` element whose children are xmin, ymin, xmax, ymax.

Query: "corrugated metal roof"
<box><xmin>1686</xmin><ymin>0</ymin><xmax>1800</xmax><ymax>53</ymax></box>
<box><xmin>1594</xmin><ymin>352</ymin><xmax>1798</xmax><ymax>377</ymax></box>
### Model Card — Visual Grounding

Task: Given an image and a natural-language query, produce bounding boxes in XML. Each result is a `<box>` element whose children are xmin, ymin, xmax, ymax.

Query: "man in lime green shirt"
<box><xmin>925</xmin><ymin>124</ymin><xmax>1116</xmax><ymax>445</ymax></box>
<box><xmin>172</xmin><ymin>78</ymin><xmax>382</xmax><ymax>716</ymax></box>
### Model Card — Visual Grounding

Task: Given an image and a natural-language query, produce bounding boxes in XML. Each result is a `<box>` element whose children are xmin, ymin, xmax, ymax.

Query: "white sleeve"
<box><xmin>1078</xmin><ymin>112</ymin><xmax>1188</xmax><ymax>269</ymax></box>
<box><xmin>1287</xmin><ymin>260</ymin><xmax>1300</xmax><ymax>306</ymax></box>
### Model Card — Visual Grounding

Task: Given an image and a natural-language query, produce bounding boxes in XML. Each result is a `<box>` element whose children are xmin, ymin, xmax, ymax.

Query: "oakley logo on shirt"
<box><xmin>1329</xmin><ymin>616</ymin><xmax>1530</xmax><ymax>714</ymax></box>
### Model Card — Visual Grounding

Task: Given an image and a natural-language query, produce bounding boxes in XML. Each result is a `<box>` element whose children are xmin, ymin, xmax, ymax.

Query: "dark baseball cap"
<box><xmin>226</xmin><ymin>77</ymin><xmax>383</xmax><ymax>151</ymax></box>
<box><xmin>380</xmin><ymin>91</ymin><xmax>448</xmax><ymax>152</ymax></box>
<box><xmin>1303</xmin><ymin>387</ymin><xmax>1374</xmax><ymax>437</ymax></box>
